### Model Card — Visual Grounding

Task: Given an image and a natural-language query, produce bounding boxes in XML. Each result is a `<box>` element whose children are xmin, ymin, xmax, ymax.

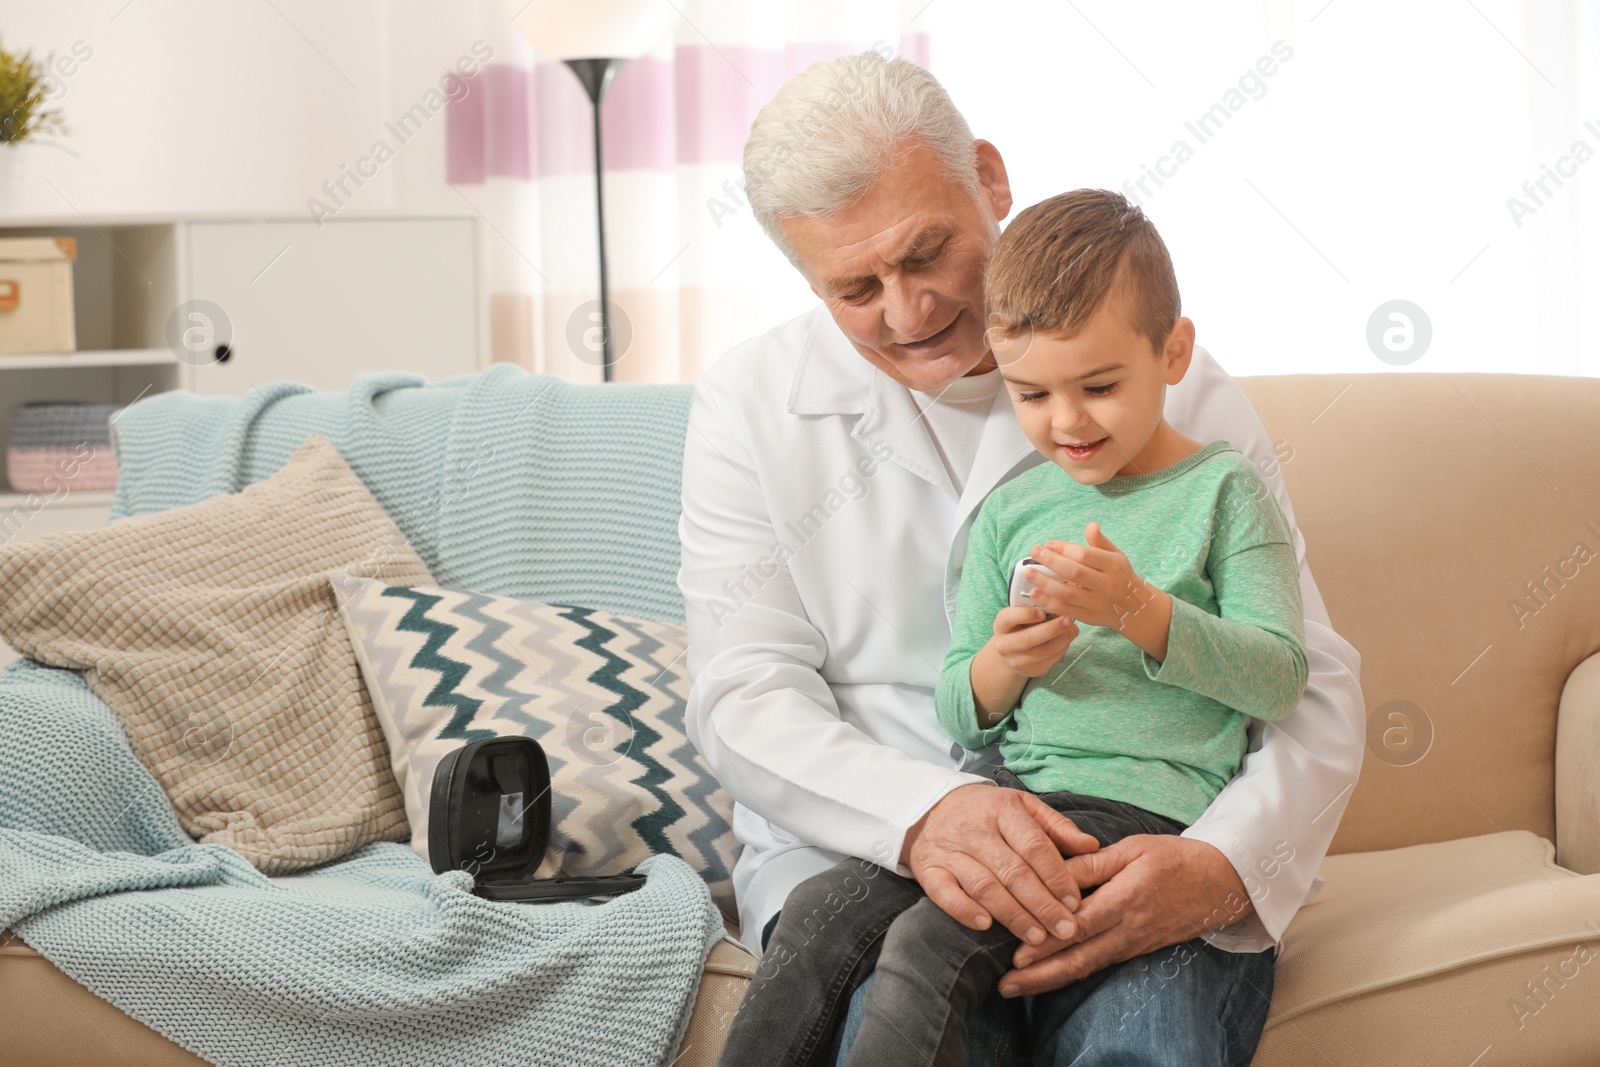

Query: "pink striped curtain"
<box><xmin>447</xmin><ymin>2</ymin><xmax>932</xmax><ymax>383</ymax></box>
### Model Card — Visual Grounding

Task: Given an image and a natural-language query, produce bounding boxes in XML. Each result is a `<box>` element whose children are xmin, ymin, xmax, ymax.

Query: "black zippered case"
<box><xmin>428</xmin><ymin>735</ymin><xmax>647</xmax><ymax>903</ymax></box>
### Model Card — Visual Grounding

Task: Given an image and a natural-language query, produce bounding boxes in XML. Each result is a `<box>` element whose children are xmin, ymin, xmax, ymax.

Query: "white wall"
<box><xmin>6</xmin><ymin>1</ymin><xmax>1597</xmax><ymax>378</ymax></box>
<box><xmin>0</xmin><ymin>0</ymin><xmax>499</xmax><ymax>218</ymax></box>
<box><xmin>928</xmin><ymin>0</ymin><xmax>1600</xmax><ymax>376</ymax></box>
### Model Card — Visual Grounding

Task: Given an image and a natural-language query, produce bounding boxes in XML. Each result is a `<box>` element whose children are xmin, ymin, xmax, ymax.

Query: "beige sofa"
<box><xmin>4</xmin><ymin>372</ymin><xmax>1600</xmax><ymax>1066</ymax></box>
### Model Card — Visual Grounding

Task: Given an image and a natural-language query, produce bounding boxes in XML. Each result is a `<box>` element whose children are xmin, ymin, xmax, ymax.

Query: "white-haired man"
<box><xmin>678</xmin><ymin>51</ymin><xmax>1363</xmax><ymax>1066</ymax></box>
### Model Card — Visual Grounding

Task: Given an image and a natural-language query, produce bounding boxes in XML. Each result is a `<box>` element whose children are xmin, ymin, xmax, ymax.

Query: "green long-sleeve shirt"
<box><xmin>935</xmin><ymin>439</ymin><xmax>1309</xmax><ymax>826</ymax></box>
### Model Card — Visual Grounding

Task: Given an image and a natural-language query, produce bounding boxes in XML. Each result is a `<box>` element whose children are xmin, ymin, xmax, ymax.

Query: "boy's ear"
<box><xmin>1162</xmin><ymin>317</ymin><xmax>1196</xmax><ymax>385</ymax></box>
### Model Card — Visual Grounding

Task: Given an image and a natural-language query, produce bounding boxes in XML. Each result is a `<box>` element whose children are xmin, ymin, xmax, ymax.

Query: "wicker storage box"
<box><xmin>5</xmin><ymin>402</ymin><xmax>120</xmax><ymax>493</ymax></box>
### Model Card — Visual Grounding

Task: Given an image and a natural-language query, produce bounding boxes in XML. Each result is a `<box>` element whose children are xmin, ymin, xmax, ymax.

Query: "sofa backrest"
<box><xmin>114</xmin><ymin>369</ymin><xmax>1600</xmax><ymax>857</ymax></box>
<box><xmin>1239</xmin><ymin>374</ymin><xmax>1600</xmax><ymax>855</ymax></box>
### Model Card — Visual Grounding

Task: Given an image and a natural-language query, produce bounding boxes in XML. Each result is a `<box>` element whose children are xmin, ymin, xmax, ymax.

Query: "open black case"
<box><xmin>428</xmin><ymin>735</ymin><xmax>647</xmax><ymax>903</ymax></box>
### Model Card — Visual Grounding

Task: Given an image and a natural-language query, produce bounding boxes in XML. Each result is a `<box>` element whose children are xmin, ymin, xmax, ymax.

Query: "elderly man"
<box><xmin>677</xmin><ymin>51</ymin><xmax>1363</xmax><ymax>1066</ymax></box>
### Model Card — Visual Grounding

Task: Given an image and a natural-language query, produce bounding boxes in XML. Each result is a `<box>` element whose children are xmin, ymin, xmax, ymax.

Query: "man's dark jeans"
<box><xmin>716</xmin><ymin>769</ymin><xmax>1275</xmax><ymax>1067</ymax></box>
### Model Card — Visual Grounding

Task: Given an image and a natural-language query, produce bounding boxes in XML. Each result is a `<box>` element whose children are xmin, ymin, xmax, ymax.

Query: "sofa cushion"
<box><xmin>333</xmin><ymin>573</ymin><xmax>742</xmax><ymax>923</ymax></box>
<box><xmin>1256</xmin><ymin>831</ymin><xmax>1600</xmax><ymax>1066</ymax></box>
<box><xmin>0</xmin><ymin>434</ymin><xmax>434</xmax><ymax>874</ymax></box>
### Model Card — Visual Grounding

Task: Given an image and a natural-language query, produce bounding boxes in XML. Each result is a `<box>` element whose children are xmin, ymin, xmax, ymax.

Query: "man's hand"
<box><xmin>902</xmin><ymin>783</ymin><xmax>1101</xmax><ymax>947</ymax></box>
<box><xmin>994</xmin><ymin>835</ymin><xmax>1254</xmax><ymax>996</ymax></box>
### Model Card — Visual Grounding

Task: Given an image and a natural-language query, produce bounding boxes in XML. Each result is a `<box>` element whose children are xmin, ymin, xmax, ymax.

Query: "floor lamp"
<box><xmin>564</xmin><ymin>58</ymin><xmax>623</xmax><ymax>378</ymax></box>
<box><xmin>504</xmin><ymin>1</ymin><xmax>671</xmax><ymax>382</ymax></box>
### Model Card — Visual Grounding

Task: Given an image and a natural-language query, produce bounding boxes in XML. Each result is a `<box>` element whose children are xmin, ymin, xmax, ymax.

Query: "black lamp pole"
<box><xmin>564</xmin><ymin>58</ymin><xmax>625</xmax><ymax>382</ymax></box>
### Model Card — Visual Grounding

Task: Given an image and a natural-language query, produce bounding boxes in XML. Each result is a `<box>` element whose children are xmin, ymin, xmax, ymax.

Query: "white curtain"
<box><xmin>447</xmin><ymin>0</ymin><xmax>933</xmax><ymax>383</ymax></box>
<box><xmin>442</xmin><ymin>0</ymin><xmax>1599</xmax><ymax>382</ymax></box>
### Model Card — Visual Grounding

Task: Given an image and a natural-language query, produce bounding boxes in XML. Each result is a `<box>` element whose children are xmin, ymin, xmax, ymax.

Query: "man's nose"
<box><xmin>880</xmin><ymin>274</ymin><xmax>936</xmax><ymax>339</ymax></box>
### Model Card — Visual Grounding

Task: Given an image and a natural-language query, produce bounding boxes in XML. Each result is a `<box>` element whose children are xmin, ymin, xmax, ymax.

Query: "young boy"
<box><xmin>715</xmin><ymin>189</ymin><xmax>1308</xmax><ymax>1067</ymax></box>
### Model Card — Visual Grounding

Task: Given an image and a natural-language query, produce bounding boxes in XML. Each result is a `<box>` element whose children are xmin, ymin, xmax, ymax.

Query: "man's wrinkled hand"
<box><xmin>903</xmin><ymin>783</ymin><xmax>1101</xmax><ymax>948</ymax></box>
<box><xmin>995</xmin><ymin>834</ymin><xmax>1254</xmax><ymax>996</ymax></box>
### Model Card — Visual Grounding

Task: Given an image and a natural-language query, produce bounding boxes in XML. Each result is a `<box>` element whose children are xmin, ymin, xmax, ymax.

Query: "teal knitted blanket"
<box><xmin>0</xmin><ymin>366</ymin><xmax>720</xmax><ymax>1066</ymax></box>
<box><xmin>110</xmin><ymin>365</ymin><xmax>695</xmax><ymax>623</ymax></box>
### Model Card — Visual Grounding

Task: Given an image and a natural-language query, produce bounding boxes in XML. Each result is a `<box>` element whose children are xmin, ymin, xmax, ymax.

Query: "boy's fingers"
<box><xmin>1032</xmin><ymin>542</ymin><xmax>1080</xmax><ymax>567</ymax></box>
<box><xmin>1017</xmin><ymin>617</ymin><xmax>1071</xmax><ymax>648</ymax></box>
<box><xmin>995</xmin><ymin>609</ymin><xmax>1066</xmax><ymax>641</ymax></box>
<box><xmin>1023</xmin><ymin>572</ymin><xmax>1068</xmax><ymax>606</ymax></box>
<box><xmin>1027</xmin><ymin>589</ymin><xmax>1072</xmax><ymax>619</ymax></box>
<box><xmin>1046</xmin><ymin>627</ymin><xmax>1079</xmax><ymax>657</ymax></box>
<box><xmin>1034</xmin><ymin>543</ymin><xmax>1117</xmax><ymax>580</ymax></box>
<box><xmin>1085</xmin><ymin>523</ymin><xmax>1122</xmax><ymax>555</ymax></box>
<box><xmin>995</xmin><ymin>606</ymin><xmax>1049</xmax><ymax>633</ymax></box>
<box><xmin>1032</xmin><ymin>563</ymin><xmax>1101</xmax><ymax>601</ymax></box>
<box><xmin>1012</xmin><ymin>633</ymin><xmax>1075</xmax><ymax>672</ymax></box>
<box><xmin>1030</xmin><ymin>583</ymin><xmax>1091</xmax><ymax>620</ymax></box>
<box><xmin>1017</xmin><ymin>649</ymin><xmax>1068</xmax><ymax>675</ymax></box>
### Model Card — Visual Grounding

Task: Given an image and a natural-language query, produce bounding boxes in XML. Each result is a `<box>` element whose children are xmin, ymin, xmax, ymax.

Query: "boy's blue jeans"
<box><xmin>833</xmin><ymin>927</ymin><xmax>1276</xmax><ymax>1067</ymax></box>
<box><xmin>719</xmin><ymin>769</ymin><xmax>1275</xmax><ymax>1067</ymax></box>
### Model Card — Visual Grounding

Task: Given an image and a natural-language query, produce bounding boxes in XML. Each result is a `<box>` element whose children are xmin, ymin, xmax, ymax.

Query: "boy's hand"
<box><xmin>1027</xmin><ymin>523</ymin><xmax>1174</xmax><ymax>661</ymax></box>
<box><xmin>1027</xmin><ymin>523</ymin><xmax>1162</xmax><ymax>634</ymax></box>
<box><xmin>990</xmin><ymin>604</ymin><xmax>1079</xmax><ymax>677</ymax></box>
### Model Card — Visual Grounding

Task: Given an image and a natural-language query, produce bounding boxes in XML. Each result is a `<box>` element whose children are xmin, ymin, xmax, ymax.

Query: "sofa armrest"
<box><xmin>1556</xmin><ymin>651</ymin><xmax>1600</xmax><ymax>874</ymax></box>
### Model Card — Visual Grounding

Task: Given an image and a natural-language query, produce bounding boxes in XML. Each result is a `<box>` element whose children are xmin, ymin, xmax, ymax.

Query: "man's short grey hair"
<box><xmin>743</xmin><ymin>50</ymin><xmax>980</xmax><ymax>265</ymax></box>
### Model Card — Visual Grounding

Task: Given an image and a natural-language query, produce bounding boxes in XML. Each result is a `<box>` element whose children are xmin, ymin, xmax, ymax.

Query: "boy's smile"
<box><xmin>991</xmin><ymin>275</ymin><xmax>1200</xmax><ymax>485</ymax></box>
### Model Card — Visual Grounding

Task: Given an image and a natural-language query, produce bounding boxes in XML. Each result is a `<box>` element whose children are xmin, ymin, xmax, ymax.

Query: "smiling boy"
<box><xmin>949</xmin><ymin>190</ymin><xmax>1311</xmax><ymax>830</ymax></box>
<box><xmin>715</xmin><ymin>188</ymin><xmax>1309</xmax><ymax>1067</ymax></box>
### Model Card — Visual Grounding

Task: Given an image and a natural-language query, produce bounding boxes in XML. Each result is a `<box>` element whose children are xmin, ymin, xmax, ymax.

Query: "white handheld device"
<box><xmin>1008</xmin><ymin>557</ymin><xmax>1062</xmax><ymax>616</ymax></box>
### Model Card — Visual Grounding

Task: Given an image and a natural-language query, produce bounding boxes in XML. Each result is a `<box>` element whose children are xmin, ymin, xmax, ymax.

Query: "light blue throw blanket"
<box><xmin>0</xmin><ymin>366</ymin><xmax>723</xmax><ymax>1066</ymax></box>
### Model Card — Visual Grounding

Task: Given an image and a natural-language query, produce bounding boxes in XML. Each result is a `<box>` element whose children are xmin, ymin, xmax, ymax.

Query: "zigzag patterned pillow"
<box><xmin>332</xmin><ymin>572</ymin><xmax>740</xmax><ymax>922</ymax></box>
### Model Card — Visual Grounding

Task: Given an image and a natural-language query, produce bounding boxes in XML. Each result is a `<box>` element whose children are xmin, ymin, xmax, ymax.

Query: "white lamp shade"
<box><xmin>502</xmin><ymin>0</ymin><xmax>674</xmax><ymax>60</ymax></box>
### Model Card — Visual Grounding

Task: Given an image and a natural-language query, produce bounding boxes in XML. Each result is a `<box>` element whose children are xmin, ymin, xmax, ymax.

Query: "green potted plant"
<box><xmin>0</xmin><ymin>37</ymin><xmax>68</xmax><ymax>207</ymax></box>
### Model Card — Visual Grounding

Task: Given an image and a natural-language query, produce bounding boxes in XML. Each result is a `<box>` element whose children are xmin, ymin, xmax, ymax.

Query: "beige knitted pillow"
<box><xmin>0</xmin><ymin>433</ymin><xmax>435</xmax><ymax>873</ymax></box>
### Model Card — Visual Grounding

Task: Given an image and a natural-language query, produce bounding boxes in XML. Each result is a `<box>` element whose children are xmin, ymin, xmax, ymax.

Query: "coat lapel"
<box><xmin>786</xmin><ymin>307</ymin><xmax>959</xmax><ymax>498</ymax></box>
<box><xmin>954</xmin><ymin>385</ymin><xmax>1039</xmax><ymax>529</ymax></box>
<box><xmin>937</xmin><ymin>386</ymin><xmax>1041</xmax><ymax>622</ymax></box>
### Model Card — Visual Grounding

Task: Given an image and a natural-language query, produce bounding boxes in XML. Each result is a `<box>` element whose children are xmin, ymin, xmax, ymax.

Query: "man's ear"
<box><xmin>1163</xmin><ymin>318</ymin><xmax>1196</xmax><ymax>385</ymax></box>
<box><xmin>974</xmin><ymin>140</ymin><xmax>1013</xmax><ymax>223</ymax></box>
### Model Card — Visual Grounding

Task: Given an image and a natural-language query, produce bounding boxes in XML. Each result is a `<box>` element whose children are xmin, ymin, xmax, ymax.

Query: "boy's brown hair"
<box><xmin>984</xmin><ymin>189</ymin><xmax>1181</xmax><ymax>355</ymax></box>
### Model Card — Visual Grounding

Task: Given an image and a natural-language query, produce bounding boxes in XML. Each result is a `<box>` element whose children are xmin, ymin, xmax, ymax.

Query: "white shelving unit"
<box><xmin>0</xmin><ymin>352</ymin><xmax>182</xmax><ymax>511</ymax></box>
<box><xmin>0</xmin><ymin>349</ymin><xmax>179</xmax><ymax>370</ymax></box>
<box><xmin>0</xmin><ymin>490</ymin><xmax>115</xmax><ymax>507</ymax></box>
<box><xmin>1</xmin><ymin>211</ymin><xmax>488</xmax><ymax>667</ymax></box>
